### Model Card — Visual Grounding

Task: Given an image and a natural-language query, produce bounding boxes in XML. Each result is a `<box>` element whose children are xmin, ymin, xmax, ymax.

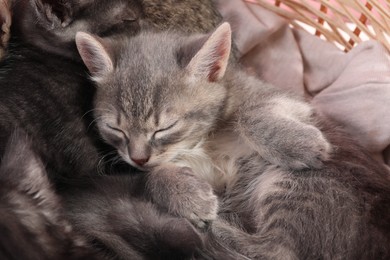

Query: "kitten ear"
<box><xmin>76</xmin><ymin>32</ymin><xmax>114</xmax><ymax>81</ymax></box>
<box><xmin>186</xmin><ymin>22</ymin><xmax>231</xmax><ymax>82</ymax></box>
<box><xmin>31</xmin><ymin>0</ymin><xmax>74</xmax><ymax>27</ymax></box>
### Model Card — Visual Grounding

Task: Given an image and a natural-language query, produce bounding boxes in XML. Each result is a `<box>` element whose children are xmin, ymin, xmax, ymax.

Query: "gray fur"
<box><xmin>0</xmin><ymin>0</ymin><xmax>222</xmax><ymax>181</ymax></box>
<box><xmin>0</xmin><ymin>130</ymin><xmax>102</xmax><ymax>260</ymax></box>
<box><xmin>77</xmin><ymin>23</ymin><xmax>331</xmax><ymax>225</ymax></box>
<box><xmin>78</xmin><ymin>23</ymin><xmax>390</xmax><ymax>259</ymax></box>
<box><xmin>11</xmin><ymin>0</ymin><xmax>221</xmax><ymax>60</ymax></box>
<box><xmin>0</xmin><ymin>1</ymin><xmax>224</xmax><ymax>258</ymax></box>
<box><xmin>0</xmin><ymin>130</ymin><xmax>208</xmax><ymax>259</ymax></box>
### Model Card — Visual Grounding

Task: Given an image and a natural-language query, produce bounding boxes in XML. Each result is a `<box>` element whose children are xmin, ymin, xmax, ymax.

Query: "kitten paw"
<box><xmin>147</xmin><ymin>166</ymin><xmax>218</xmax><ymax>229</ymax></box>
<box><xmin>168</xmin><ymin>167</ymin><xmax>218</xmax><ymax>228</ymax></box>
<box><xmin>266</xmin><ymin>125</ymin><xmax>332</xmax><ymax>170</ymax></box>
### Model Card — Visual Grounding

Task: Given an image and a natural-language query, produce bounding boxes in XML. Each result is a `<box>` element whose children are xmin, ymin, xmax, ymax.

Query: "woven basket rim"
<box><xmin>249</xmin><ymin>0</ymin><xmax>390</xmax><ymax>52</ymax></box>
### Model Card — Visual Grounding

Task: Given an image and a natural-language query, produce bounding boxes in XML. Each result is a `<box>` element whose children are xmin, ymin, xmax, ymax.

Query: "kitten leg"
<box><xmin>235</xmin><ymin>84</ymin><xmax>331</xmax><ymax>170</ymax></box>
<box><xmin>145</xmin><ymin>164</ymin><xmax>218</xmax><ymax>229</ymax></box>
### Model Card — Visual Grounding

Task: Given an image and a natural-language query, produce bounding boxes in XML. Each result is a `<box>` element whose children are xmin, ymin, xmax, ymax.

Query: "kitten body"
<box><xmin>77</xmin><ymin>24</ymin><xmax>390</xmax><ymax>258</ymax></box>
<box><xmin>77</xmin><ymin>23</ymin><xmax>331</xmax><ymax>225</ymax></box>
<box><xmin>0</xmin><ymin>1</ymin><xmax>225</xmax><ymax>258</ymax></box>
<box><xmin>0</xmin><ymin>131</ymin><xmax>209</xmax><ymax>260</ymax></box>
<box><xmin>0</xmin><ymin>131</ymin><xmax>102</xmax><ymax>260</ymax></box>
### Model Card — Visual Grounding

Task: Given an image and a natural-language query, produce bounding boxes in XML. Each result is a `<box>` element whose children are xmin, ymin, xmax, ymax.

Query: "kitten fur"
<box><xmin>11</xmin><ymin>0</ymin><xmax>222</xmax><ymax>60</ymax></box>
<box><xmin>0</xmin><ymin>131</ymin><xmax>211</xmax><ymax>259</ymax></box>
<box><xmin>78</xmin><ymin>23</ymin><xmax>390</xmax><ymax>259</ymax></box>
<box><xmin>77</xmin><ymin>23</ymin><xmax>331</xmax><ymax>226</ymax></box>
<box><xmin>0</xmin><ymin>130</ymin><xmax>102</xmax><ymax>260</ymax></box>
<box><xmin>1</xmin><ymin>1</ymin><xmax>225</xmax><ymax>258</ymax></box>
<box><xmin>0</xmin><ymin>0</ymin><xmax>222</xmax><ymax>184</ymax></box>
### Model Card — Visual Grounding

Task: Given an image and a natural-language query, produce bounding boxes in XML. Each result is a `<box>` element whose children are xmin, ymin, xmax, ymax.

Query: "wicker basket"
<box><xmin>248</xmin><ymin>0</ymin><xmax>390</xmax><ymax>52</ymax></box>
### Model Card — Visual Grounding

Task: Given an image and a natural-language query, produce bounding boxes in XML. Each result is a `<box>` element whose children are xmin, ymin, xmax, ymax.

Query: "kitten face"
<box><xmin>94</xmin><ymin>67</ymin><xmax>227</xmax><ymax>169</ymax></box>
<box><xmin>76</xmin><ymin>24</ymin><xmax>232</xmax><ymax>169</ymax></box>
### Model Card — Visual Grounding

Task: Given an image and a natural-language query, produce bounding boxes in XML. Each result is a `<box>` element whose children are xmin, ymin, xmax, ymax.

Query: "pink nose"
<box><xmin>131</xmin><ymin>157</ymin><xmax>149</xmax><ymax>166</ymax></box>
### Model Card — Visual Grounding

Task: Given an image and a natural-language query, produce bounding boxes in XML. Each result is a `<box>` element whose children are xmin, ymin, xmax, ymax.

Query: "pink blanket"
<box><xmin>216</xmin><ymin>0</ymin><xmax>390</xmax><ymax>167</ymax></box>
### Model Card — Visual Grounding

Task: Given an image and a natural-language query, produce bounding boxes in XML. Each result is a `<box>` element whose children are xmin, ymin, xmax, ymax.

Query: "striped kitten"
<box><xmin>0</xmin><ymin>0</ymin><xmax>222</xmax><ymax>183</ymax></box>
<box><xmin>77</xmin><ymin>23</ymin><xmax>331</xmax><ymax>225</ymax></box>
<box><xmin>77</xmin><ymin>23</ymin><xmax>390</xmax><ymax>258</ymax></box>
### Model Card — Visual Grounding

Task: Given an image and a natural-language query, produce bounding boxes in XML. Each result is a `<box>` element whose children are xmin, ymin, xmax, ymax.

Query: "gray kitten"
<box><xmin>0</xmin><ymin>130</ymin><xmax>208</xmax><ymax>260</ymax></box>
<box><xmin>0</xmin><ymin>0</ymin><xmax>222</xmax><ymax>182</ymax></box>
<box><xmin>77</xmin><ymin>23</ymin><xmax>331</xmax><ymax>226</ymax></box>
<box><xmin>77</xmin><ymin>23</ymin><xmax>390</xmax><ymax>259</ymax></box>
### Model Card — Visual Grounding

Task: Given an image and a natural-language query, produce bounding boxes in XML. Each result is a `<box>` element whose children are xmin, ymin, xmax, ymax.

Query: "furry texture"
<box><xmin>77</xmin><ymin>23</ymin><xmax>331</xmax><ymax>226</ymax></box>
<box><xmin>0</xmin><ymin>131</ymin><xmax>210</xmax><ymax>259</ymax></box>
<box><xmin>78</xmin><ymin>23</ymin><xmax>390</xmax><ymax>258</ymax></box>
<box><xmin>0</xmin><ymin>131</ymin><xmax>102</xmax><ymax>260</ymax></box>
<box><xmin>0</xmin><ymin>1</ymin><xmax>224</xmax><ymax>258</ymax></box>
<box><xmin>0</xmin><ymin>0</ymin><xmax>222</xmax><ymax>184</ymax></box>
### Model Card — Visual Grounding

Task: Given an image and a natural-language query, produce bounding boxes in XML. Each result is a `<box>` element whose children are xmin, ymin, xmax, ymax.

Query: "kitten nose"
<box><xmin>131</xmin><ymin>157</ymin><xmax>149</xmax><ymax>166</ymax></box>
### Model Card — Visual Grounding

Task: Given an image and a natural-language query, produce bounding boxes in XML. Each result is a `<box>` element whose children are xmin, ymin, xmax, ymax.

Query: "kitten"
<box><xmin>0</xmin><ymin>1</ymin><xmax>224</xmax><ymax>258</ymax></box>
<box><xmin>0</xmin><ymin>0</ymin><xmax>222</xmax><ymax>183</ymax></box>
<box><xmin>0</xmin><ymin>130</ymin><xmax>208</xmax><ymax>259</ymax></box>
<box><xmin>206</xmin><ymin>119</ymin><xmax>390</xmax><ymax>259</ymax></box>
<box><xmin>76</xmin><ymin>23</ymin><xmax>331</xmax><ymax>226</ymax></box>
<box><xmin>77</xmin><ymin>23</ymin><xmax>390</xmax><ymax>258</ymax></box>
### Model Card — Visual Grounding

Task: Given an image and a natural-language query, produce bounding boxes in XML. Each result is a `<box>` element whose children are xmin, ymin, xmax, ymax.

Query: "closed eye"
<box><xmin>153</xmin><ymin>121</ymin><xmax>178</xmax><ymax>139</ymax></box>
<box><xmin>106</xmin><ymin>124</ymin><xmax>129</xmax><ymax>142</ymax></box>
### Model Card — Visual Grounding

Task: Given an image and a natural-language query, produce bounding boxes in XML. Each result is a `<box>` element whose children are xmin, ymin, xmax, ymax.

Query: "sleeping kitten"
<box><xmin>0</xmin><ymin>1</ymin><xmax>225</xmax><ymax>258</ymax></box>
<box><xmin>0</xmin><ymin>0</ymin><xmax>222</xmax><ymax>183</ymax></box>
<box><xmin>76</xmin><ymin>23</ymin><xmax>390</xmax><ymax>258</ymax></box>
<box><xmin>76</xmin><ymin>23</ymin><xmax>331</xmax><ymax>226</ymax></box>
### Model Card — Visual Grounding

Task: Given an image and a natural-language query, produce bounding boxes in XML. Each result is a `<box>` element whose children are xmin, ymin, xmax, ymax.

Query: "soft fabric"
<box><xmin>215</xmin><ymin>0</ymin><xmax>390</xmax><ymax>167</ymax></box>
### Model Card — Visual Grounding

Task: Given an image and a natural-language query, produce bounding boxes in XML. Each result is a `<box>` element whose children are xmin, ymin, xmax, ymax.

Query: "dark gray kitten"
<box><xmin>0</xmin><ymin>131</ymin><xmax>102</xmax><ymax>260</ymax></box>
<box><xmin>12</xmin><ymin>0</ymin><xmax>221</xmax><ymax>59</ymax></box>
<box><xmin>77</xmin><ymin>23</ymin><xmax>390</xmax><ymax>259</ymax></box>
<box><xmin>0</xmin><ymin>131</ymin><xmax>208</xmax><ymax>260</ymax></box>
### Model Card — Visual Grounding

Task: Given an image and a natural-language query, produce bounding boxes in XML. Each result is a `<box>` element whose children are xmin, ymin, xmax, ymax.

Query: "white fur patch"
<box><xmin>270</xmin><ymin>96</ymin><xmax>312</xmax><ymax>122</ymax></box>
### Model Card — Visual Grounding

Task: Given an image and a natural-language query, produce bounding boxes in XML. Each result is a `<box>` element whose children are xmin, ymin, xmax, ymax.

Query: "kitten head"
<box><xmin>13</xmin><ymin>0</ymin><xmax>141</xmax><ymax>58</ymax></box>
<box><xmin>76</xmin><ymin>23</ymin><xmax>232</xmax><ymax>170</ymax></box>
